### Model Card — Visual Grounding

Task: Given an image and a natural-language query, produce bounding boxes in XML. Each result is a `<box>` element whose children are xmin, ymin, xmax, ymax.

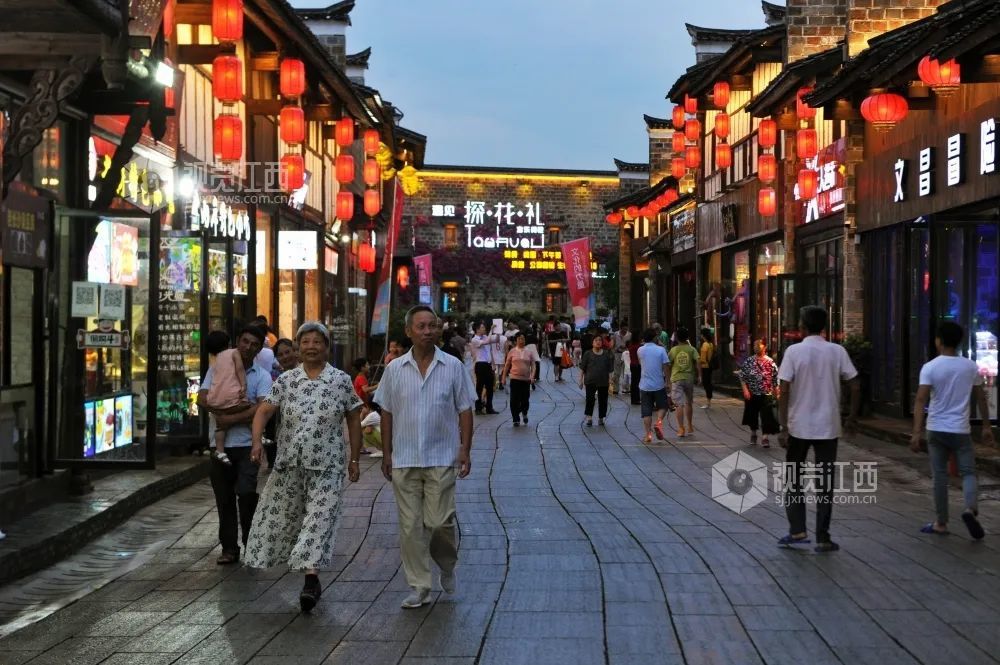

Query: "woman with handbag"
<box><xmin>737</xmin><ymin>338</ymin><xmax>780</xmax><ymax>448</ymax></box>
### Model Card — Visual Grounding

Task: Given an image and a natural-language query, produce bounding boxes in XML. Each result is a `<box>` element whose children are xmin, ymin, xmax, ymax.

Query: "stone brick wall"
<box><xmin>648</xmin><ymin>129</ymin><xmax>673</xmax><ymax>185</ymax></box>
<box><xmin>786</xmin><ymin>0</ymin><xmax>847</xmax><ymax>63</ymax></box>
<box><xmin>317</xmin><ymin>34</ymin><xmax>347</xmax><ymax>69</ymax></box>
<box><xmin>404</xmin><ymin>170</ymin><xmax>625</xmax><ymax>317</ymax></box>
<box><xmin>845</xmin><ymin>0</ymin><xmax>945</xmax><ymax>57</ymax></box>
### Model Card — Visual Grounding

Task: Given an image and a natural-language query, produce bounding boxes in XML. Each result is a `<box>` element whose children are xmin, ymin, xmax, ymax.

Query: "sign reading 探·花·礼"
<box><xmin>431</xmin><ymin>201</ymin><xmax>544</xmax><ymax>250</ymax></box>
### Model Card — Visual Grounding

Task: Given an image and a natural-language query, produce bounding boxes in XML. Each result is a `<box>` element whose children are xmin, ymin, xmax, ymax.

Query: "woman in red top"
<box><xmin>352</xmin><ymin>358</ymin><xmax>377</xmax><ymax>407</ymax></box>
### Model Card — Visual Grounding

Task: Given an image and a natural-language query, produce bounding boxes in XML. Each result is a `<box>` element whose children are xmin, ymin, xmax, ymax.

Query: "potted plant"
<box><xmin>841</xmin><ymin>334</ymin><xmax>872</xmax><ymax>417</ymax></box>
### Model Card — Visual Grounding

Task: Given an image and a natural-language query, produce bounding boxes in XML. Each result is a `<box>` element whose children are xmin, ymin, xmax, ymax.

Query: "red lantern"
<box><xmin>212</xmin><ymin>55</ymin><xmax>242</xmax><ymax>103</ymax></box>
<box><xmin>606</xmin><ymin>212</ymin><xmax>623</xmax><ymax>225</ymax></box>
<box><xmin>279</xmin><ymin>58</ymin><xmax>306</xmax><ymax>98</ymax></box>
<box><xmin>335</xmin><ymin>118</ymin><xmax>354</xmax><ymax>147</ymax></box>
<box><xmin>212</xmin><ymin>0</ymin><xmax>242</xmax><ymax>42</ymax></box>
<box><xmin>684</xmin><ymin>94</ymin><xmax>697</xmax><ymax>115</ymax></box>
<box><xmin>163</xmin><ymin>0</ymin><xmax>175</xmax><ymax>39</ymax></box>
<box><xmin>363</xmin><ymin>129</ymin><xmax>380</xmax><ymax>155</ymax></box>
<box><xmin>213</xmin><ymin>114</ymin><xmax>242</xmax><ymax>162</ymax></box>
<box><xmin>672</xmin><ymin>131</ymin><xmax>686</xmax><ymax>154</ymax></box>
<box><xmin>685</xmin><ymin>118</ymin><xmax>701</xmax><ymax>142</ymax></box>
<box><xmin>714</xmin><ymin>113</ymin><xmax>730</xmax><ymax>139</ymax></box>
<box><xmin>758</xmin><ymin>187</ymin><xmax>776</xmax><ymax>217</ymax></box>
<box><xmin>860</xmin><ymin>92</ymin><xmax>908</xmax><ymax>131</ymax></box>
<box><xmin>279</xmin><ymin>154</ymin><xmax>304</xmax><ymax>192</ymax></box>
<box><xmin>796</xmin><ymin>87</ymin><xmax>816</xmax><ymax>119</ymax></box>
<box><xmin>363</xmin><ymin>158</ymin><xmax>380</xmax><ymax>186</ymax></box>
<box><xmin>715</xmin><ymin>143</ymin><xmax>732</xmax><ymax>170</ymax></box>
<box><xmin>364</xmin><ymin>188</ymin><xmax>381</xmax><ymax>216</ymax></box>
<box><xmin>918</xmin><ymin>56</ymin><xmax>961</xmax><ymax>95</ymax></box>
<box><xmin>758</xmin><ymin>118</ymin><xmax>777</xmax><ymax>148</ymax></box>
<box><xmin>758</xmin><ymin>153</ymin><xmax>777</xmax><ymax>184</ymax></box>
<box><xmin>397</xmin><ymin>265</ymin><xmax>410</xmax><ymax>288</ymax></box>
<box><xmin>279</xmin><ymin>106</ymin><xmax>305</xmax><ymax>144</ymax></box>
<box><xmin>626</xmin><ymin>205</ymin><xmax>640</xmax><ymax>218</ymax></box>
<box><xmin>665</xmin><ymin>188</ymin><xmax>679</xmax><ymax>204</ymax></box>
<box><xmin>685</xmin><ymin>145</ymin><xmax>701</xmax><ymax>169</ymax></box>
<box><xmin>798</xmin><ymin>169</ymin><xmax>818</xmax><ymax>200</ymax></box>
<box><xmin>672</xmin><ymin>105</ymin><xmax>685</xmax><ymax>129</ymax></box>
<box><xmin>335</xmin><ymin>154</ymin><xmax>354</xmax><ymax>184</ymax></box>
<box><xmin>796</xmin><ymin>129</ymin><xmax>818</xmax><ymax>159</ymax></box>
<box><xmin>714</xmin><ymin>81</ymin><xmax>730</xmax><ymax>109</ymax></box>
<box><xmin>336</xmin><ymin>191</ymin><xmax>354</xmax><ymax>220</ymax></box>
<box><xmin>671</xmin><ymin>157</ymin><xmax>686</xmax><ymax>180</ymax></box>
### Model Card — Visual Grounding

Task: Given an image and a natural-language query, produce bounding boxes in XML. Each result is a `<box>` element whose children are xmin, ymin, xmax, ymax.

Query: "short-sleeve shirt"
<box><xmin>353</xmin><ymin>373</ymin><xmax>370</xmax><ymax>405</ymax></box>
<box><xmin>919</xmin><ymin>355</ymin><xmax>984</xmax><ymax>434</ymax></box>
<box><xmin>739</xmin><ymin>354</ymin><xmax>779</xmax><ymax>396</ymax></box>
<box><xmin>201</xmin><ymin>362</ymin><xmax>273</xmax><ymax>448</ymax></box>
<box><xmin>373</xmin><ymin>347</ymin><xmax>477</xmax><ymax>469</ymax></box>
<box><xmin>777</xmin><ymin>335</ymin><xmax>858</xmax><ymax>439</ymax></box>
<box><xmin>265</xmin><ymin>364</ymin><xmax>362</xmax><ymax>470</ymax></box>
<box><xmin>637</xmin><ymin>342</ymin><xmax>670</xmax><ymax>392</ymax></box>
<box><xmin>668</xmin><ymin>344</ymin><xmax>700</xmax><ymax>383</ymax></box>
<box><xmin>506</xmin><ymin>346</ymin><xmax>539</xmax><ymax>381</ymax></box>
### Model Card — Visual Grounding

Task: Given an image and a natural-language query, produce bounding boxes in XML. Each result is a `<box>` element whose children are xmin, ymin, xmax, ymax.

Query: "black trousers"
<box><xmin>784</xmin><ymin>437</ymin><xmax>838</xmax><ymax>543</ymax></box>
<box><xmin>585</xmin><ymin>384</ymin><xmax>609</xmax><ymax>418</ymax></box>
<box><xmin>630</xmin><ymin>364</ymin><xmax>642</xmax><ymax>404</ymax></box>
<box><xmin>701</xmin><ymin>367</ymin><xmax>714</xmax><ymax>400</ymax></box>
<box><xmin>742</xmin><ymin>395</ymin><xmax>780</xmax><ymax>434</ymax></box>
<box><xmin>509</xmin><ymin>379</ymin><xmax>531</xmax><ymax>420</ymax></box>
<box><xmin>474</xmin><ymin>361</ymin><xmax>495</xmax><ymax>411</ymax></box>
<box><xmin>209</xmin><ymin>446</ymin><xmax>259</xmax><ymax>555</ymax></box>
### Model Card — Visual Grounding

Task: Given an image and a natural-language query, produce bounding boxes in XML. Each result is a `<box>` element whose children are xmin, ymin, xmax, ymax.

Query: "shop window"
<box><xmin>868</xmin><ymin>229</ymin><xmax>902</xmax><ymax>408</ymax></box>
<box><xmin>547</xmin><ymin>227</ymin><xmax>561</xmax><ymax>246</ymax></box>
<box><xmin>444</xmin><ymin>225</ymin><xmax>459</xmax><ymax>249</ymax></box>
<box><xmin>442</xmin><ymin>290</ymin><xmax>460</xmax><ymax>313</ymax></box>
<box><xmin>544</xmin><ymin>291</ymin><xmax>567</xmax><ymax>314</ymax></box>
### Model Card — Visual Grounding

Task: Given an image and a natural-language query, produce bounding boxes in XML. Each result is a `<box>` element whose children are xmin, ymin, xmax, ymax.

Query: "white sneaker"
<box><xmin>401</xmin><ymin>588</ymin><xmax>431</xmax><ymax>609</ymax></box>
<box><xmin>440</xmin><ymin>568</ymin><xmax>456</xmax><ymax>594</ymax></box>
<box><xmin>369</xmin><ymin>451</ymin><xmax>383</xmax><ymax>458</ymax></box>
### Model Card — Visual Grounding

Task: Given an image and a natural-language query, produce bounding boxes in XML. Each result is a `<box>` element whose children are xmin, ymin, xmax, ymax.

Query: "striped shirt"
<box><xmin>373</xmin><ymin>346</ymin><xmax>477</xmax><ymax>469</ymax></box>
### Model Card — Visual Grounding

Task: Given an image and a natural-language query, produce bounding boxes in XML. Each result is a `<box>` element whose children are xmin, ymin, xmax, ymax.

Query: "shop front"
<box><xmin>859</xmin><ymin>94</ymin><xmax>1000</xmax><ymax>420</ymax></box>
<box><xmin>668</xmin><ymin>203</ymin><xmax>697</xmax><ymax>333</ymax></box>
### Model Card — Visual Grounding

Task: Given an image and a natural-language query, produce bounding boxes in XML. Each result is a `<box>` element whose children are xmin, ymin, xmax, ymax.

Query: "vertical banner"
<box><xmin>370</xmin><ymin>178</ymin><xmax>404</xmax><ymax>335</ymax></box>
<box><xmin>413</xmin><ymin>253</ymin><xmax>433</xmax><ymax>305</ymax></box>
<box><xmin>561</xmin><ymin>236</ymin><xmax>592</xmax><ymax>329</ymax></box>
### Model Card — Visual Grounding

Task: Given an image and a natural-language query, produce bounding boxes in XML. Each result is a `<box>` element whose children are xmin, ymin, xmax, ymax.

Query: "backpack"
<box><xmin>707</xmin><ymin>343</ymin><xmax>720</xmax><ymax>371</ymax></box>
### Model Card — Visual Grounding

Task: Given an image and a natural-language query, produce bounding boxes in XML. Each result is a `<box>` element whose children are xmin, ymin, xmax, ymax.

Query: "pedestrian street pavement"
<box><xmin>4</xmin><ymin>364</ymin><xmax>1000</xmax><ymax>664</ymax></box>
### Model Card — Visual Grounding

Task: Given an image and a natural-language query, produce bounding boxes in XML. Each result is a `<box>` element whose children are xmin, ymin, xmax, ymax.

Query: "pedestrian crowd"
<box><xmin>192</xmin><ymin>303</ymin><xmax>995</xmax><ymax>614</ymax></box>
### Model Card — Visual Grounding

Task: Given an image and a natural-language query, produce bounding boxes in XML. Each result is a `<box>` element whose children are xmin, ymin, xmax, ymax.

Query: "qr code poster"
<box><xmin>99</xmin><ymin>284</ymin><xmax>127</xmax><ymax>321</ymax></box>
<box><xmin>71</xmin><ymin>281</ymin><xmax>99</xmax><ymax>318</ymax></box>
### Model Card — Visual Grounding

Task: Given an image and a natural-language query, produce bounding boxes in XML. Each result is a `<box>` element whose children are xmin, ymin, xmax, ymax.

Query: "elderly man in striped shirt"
<box><xmin>374</xmin><ymin>305</ymin><xmax>477</xmax><ymax>609</ymax></box>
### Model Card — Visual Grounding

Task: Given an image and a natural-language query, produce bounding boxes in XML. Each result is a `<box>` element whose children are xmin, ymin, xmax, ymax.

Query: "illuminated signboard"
<box><xmin>432</xmin><ymin>201</ymin><xmax>544</xmax><ymax>249</ymax></box>
<box><xmin>503</xmin><ymin>249</ymin><xmax>597</xmax><ymax>272</ymax></box>
<box><xmin>798</xmin><ymin>138</ymin><xmax>846</xmax><ymax>224</ymax></box>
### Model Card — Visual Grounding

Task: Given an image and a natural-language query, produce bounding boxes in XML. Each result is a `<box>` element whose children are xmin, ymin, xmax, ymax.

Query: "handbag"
<box><xmin>561</xmin><ymin>348</ymin><xmax>573</xmax><ymax>369</ymax></box>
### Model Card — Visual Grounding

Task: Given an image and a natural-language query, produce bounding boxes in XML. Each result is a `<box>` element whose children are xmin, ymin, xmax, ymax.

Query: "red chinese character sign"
<box><xmin>413</xmin><ymin>253</ymin><xmax>433</xmax><ymax>305</ymax></box>
<box><xmin>561</xmin><ymin>237</ymin><xmax>592</xmax><ymax>329</ymax></box>
<box><xmin>798</xmin><ymin>137</ymin><xmax>846</xmax><ymax>224</ymax></box>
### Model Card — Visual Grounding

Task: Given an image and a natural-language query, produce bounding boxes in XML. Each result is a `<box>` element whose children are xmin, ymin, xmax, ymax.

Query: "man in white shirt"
<box><xmin>777</xmin><ymin>306</ymin><xmax>859</xmax><ymax>553</ymax></box>
<box><xmin>470</xmin><ymin>323</ymin><xmax>501</xmax><ymax>414</ymax></box>
<box><xmin>911</xmin><ymin>321</ymin><xmax>994</xmax><ymax>539</ymax></box>
<box><xmin>374</xmin><ymin>306</ymin><xmax>477</xmax><ymax>609</ymax></box>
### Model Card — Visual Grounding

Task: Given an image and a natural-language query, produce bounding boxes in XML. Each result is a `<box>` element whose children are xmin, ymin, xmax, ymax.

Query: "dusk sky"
<box><xmin>295</xmin><ymin>1</ymin><xmax>776</xmax><ymax>171</ymax></box>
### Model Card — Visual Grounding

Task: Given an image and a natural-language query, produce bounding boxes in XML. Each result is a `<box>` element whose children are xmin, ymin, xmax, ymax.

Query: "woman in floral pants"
<box><xmin>247</xmin><ymin>322</ymin><xmax>363</xmax><ymax>612</ymax></box>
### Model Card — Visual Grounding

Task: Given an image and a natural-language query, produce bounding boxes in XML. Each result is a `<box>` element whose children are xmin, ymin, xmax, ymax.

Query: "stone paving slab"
<box><xmin>4</xmin><ymin>372</ymin><xmax>1000</xmax><ymax>663</ymax></box>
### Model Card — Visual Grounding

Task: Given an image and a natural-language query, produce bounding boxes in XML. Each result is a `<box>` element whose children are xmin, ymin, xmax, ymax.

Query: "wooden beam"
<box><xmin>777</xmin><ymin>111</ymin><xmax>797</xmax><ymax>131</ymax></box>
<box><xmin>176</xmin><ymin>43</ymin><xmax>233</xmax><ymax>65</ymax></box>
<box><xmin>250</xmin><ymin>52</ymin><xmax>280</xmax><ymax>71</ymax></box>
<box><xmin>305</xmin><ymin>104</ymin><xmax>342</xmax><ymax>121</ymax></box>
<box><xmin>0</xmin><ymin>32</ymin><xmax>102</xmax><ymax>56</ymax></box>
<box><xmin>173</xmin><ymin>2</ymin><xmax>211</xmax><ymax>25</ymax></box>
<box><xmin>963</xmin><ymin>54</ymin><xmax>1000</xmax><ymax>84</ymax></box>
<box><xmin>829</xmin><ymin>100</ymin><xmax>860</xmax><ymax>121</ymax></box>
<box><xmin>730</xmin><ymin>74</ymin><xmax>752</xmax><ymax>91</ymax></box>
<box><xmin>0</xmin><ymin>55</ymin><xmax>71</xmax><ymax>69</ymax></box>
<box><xmin>246</xmin><ymin>99</ymin><xmax>283</xmax><ymax>116</ymax></box>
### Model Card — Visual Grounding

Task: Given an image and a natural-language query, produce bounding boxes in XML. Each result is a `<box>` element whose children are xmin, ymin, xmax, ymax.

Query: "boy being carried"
<box><xmin>205</xmin><ymin>333</ymin><xmax>254</xmax><ymax>465</ymax></box>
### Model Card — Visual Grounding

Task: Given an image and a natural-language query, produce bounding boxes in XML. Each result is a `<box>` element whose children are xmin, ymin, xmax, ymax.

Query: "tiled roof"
<box><xmin>807</xmin><ymin>0</ymin><xmax>1000</xmax><ymax>106</ymax></box>
<box><xmin>603</xmin><ymin>177</ymin><xmax>678</xmax><ymax>211</ymax></box>
<box><xmin>761</xmin><ymin>1</ymin><xmax>786</xmax><ymax>25</ymax></box>
<box><xmin>747</xmin><ymin>45</ymin><xmax>842</xmax><ymax>117</ymax></box>
<box><xmin>685</xmin><ymin>24</ymin><xmax>758</xmax><ymax>42</ymax></box>
<box><xmin>614</xmin><ymin>158</ymin><xmax>650</xmax><ymax>173</ymax></box>
<box><xmin>295</xmin><ymin>0</ymin><xmax>354</xmax><ymax>23</ymax></box>
<box><xmin>643</xmin><ymin>114</ymin><xmax>672</xmax><ymax>130</ymax></box>
<box><xmin>346</xmin><ymin>47</ymin><xmax>371</xmax><ymax>67</ymax></box>
<box><xmin>668</xmin><ymin>24</ymin><xmax>786</xmax><ymax>101</ymax></box>
<box><xmin>666</xmin><ymin>56</ymin><xmax>721</xmax><ymax>101</ymax></box>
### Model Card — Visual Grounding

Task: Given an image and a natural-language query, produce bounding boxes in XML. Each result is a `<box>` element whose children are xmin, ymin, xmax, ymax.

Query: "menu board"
<box><xmin>159</xmin><ymin>237</ymin><xmax>202</xmax><ymax>292</ymax></box>
<box><xmin>115</xmin><ymin>395</ymin><xmax>133</xmax><ymax>448</ymax></box>
<box><xmin>157</xmin><ymin>295</ymin><xmax>200</xmax><ymax>372</ymax></box>
<box><xmin>83</xmin><ymin>402</ymin><xmax>96</xmax><ymax>458</ymax></box>
<box><xmin>95</xmin><ymin>397</ymin><xmax>116</xmax><ymax>454</ymax></box>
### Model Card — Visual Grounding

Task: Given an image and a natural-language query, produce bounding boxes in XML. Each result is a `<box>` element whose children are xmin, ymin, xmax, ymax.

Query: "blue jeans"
<box><xmin>927</xmin><ymin>431</ymin><xmax>978</xmax><ymax>525</ymax></box>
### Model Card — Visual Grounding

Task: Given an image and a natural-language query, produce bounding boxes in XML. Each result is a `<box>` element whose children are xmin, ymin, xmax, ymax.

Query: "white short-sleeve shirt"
<box><xmin>919</xmin><ymin>355</ymin><xmax>984</xmax><ymax>434</ymax></box>
<box><xmin>777</xmin><ymin>335</ymin><xmax>858</xmax><ymax>440</ymax></box>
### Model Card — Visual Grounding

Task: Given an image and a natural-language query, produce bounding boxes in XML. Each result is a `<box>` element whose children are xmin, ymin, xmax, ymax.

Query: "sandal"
<box><xmin>962</xmin><ymin>512</ymin><xmax>985</xmax><ymax>540</ymax></box>
<box><xmin>920</xmin><ymin>523</ymin><xmax>950</xmax><ymax>536</ymax></box>
<box><xmin>643</xmin><ymin>433</ymin><xmax>653</xmax><ymax>444</ymax></box>
<box><xmin>777</xmin><ymin>534</ymin><xmax>811</xmax><ymax>547</ymax></box>
<box><xmin>212</xmin><ymin>451</ymin><xmax>232</xmax><ymax>466</ymax></box>
<box><xmin>654</xmin><ymin>421</ymin><xmax>665</xmax><ymax>441</ymax></box>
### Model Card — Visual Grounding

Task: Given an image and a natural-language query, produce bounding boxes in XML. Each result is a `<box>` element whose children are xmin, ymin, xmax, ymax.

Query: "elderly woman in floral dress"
<box><xmin>737</xmin><ymin>338</ymin><xmax>781</xmax><ymax>448</ymax></box>
<box><xmin>247</xmin><ymin>321</ymin><xmax>363</xmax><ymax>612</ymax></box>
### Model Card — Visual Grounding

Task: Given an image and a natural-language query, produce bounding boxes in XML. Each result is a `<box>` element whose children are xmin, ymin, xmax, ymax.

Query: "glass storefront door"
<box><xmin>765</xmin><ymin>275</ymin><xmax>797</xmax><ymax>363</ymax></box>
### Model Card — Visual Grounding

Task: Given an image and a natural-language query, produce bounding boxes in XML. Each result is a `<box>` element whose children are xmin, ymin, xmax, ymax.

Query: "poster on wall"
<box><xmin>110</xmin><ymin>223</ymin><xmax>139</xmax><ymax>286</ymax></box>
<box><xmin>159</xmin><ymin>237</ymin><xmax>202</xmax><ymax>292</ymax></box>
<box><xmin>115</xmin><ymin>395</ymin><xmax>133</xmax><ymax>448</ymax></box>
<box><xmin>413</xmin><ymin>254</ymin><xmax>433</xmax><ymax>305</ymax></box>
<box><xmin>1</xmin><ymin>185</ymin><xmax>51</xmax><ymax>269</ymax></box>
<box><xmin>83</xmin><ymin>402</ymin><xmax>96</xmax><ymax>458</ymax></box>
<box><xmin>95</xmin><ymin>397</ymin><xmax>115</xmax><ymax>454</ymax></box>
<box><xmin>233</xmin><ymin>253</ymin><xmax>249</xmax><ymax>295</ymax></box>
<box><xmin>208</xmin><ymin>249</ymin><xmax>227</xmax><ymax>294</ymax></box>
<box><xmin>277</xmin><ymin>230</ymin><xmax>317</xmax><ymax>270</ymax></box>
<box><xmin>88</xmin><ymin>220</ymin><xmax>113</xmax><ymax>283</ymax></box>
